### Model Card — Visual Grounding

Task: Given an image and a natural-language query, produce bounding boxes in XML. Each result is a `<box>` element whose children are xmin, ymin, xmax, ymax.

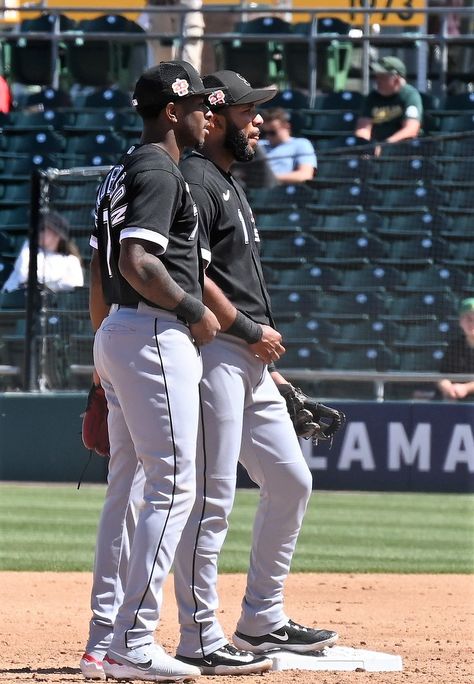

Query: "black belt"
<box><xmin>117</xmin><ymin>303</ymin><xmax>138</xmax><ymax>309</ymax></box>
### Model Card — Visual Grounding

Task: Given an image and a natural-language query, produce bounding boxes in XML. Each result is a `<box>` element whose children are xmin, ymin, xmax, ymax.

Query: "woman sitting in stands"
<box><xmin>2</xmin><ymin>211</ymin><xmax>84</xmax><ymax>293</ymax></box>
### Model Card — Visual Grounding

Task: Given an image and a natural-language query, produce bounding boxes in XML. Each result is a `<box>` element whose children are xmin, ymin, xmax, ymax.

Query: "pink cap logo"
<box><xmin>208</xmin><ymin>89</ymin><xmax>226</xmax><ymax>106</ymax></box>
<box><xmin>172</xmin><ymin>78</ymin><xmax>190</xmax><ymax>97</ymax></box>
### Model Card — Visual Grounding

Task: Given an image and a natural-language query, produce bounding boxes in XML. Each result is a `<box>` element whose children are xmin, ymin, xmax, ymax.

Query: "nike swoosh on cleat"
<box><xmin>121</xmin><ymin>658</ymin><xmax>153</xmax><ymax>670</ymax></box>
<box><xmin>268</xmin><ymin>632</ymin><xmax>289</xmax><ymax>642</ymax></box>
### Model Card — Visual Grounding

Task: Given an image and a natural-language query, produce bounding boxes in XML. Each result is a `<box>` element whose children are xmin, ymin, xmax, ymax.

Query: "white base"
<box><xmin>267</xmin><ymin>646</ymin><xmax>403</xmax><ymax>672</ymax></box>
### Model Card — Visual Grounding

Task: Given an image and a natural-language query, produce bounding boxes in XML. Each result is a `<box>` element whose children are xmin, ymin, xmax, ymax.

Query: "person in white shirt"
<box><xmin>2</xmin><ymin>211</ymin><xmax>84</xmax><ymax>293</ymax></box>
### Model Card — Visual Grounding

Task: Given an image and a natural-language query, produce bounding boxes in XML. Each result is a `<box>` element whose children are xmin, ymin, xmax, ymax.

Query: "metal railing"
<box><xmin>0</xmin><ymin>4</ymin><xmax>473</xmax><ymax>100</ymax></box>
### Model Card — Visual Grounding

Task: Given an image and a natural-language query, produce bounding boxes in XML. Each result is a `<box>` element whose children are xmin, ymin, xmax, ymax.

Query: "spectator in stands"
<box><xmin>139</xmin><ymin>0</ymin><xmax>204</xmax><ymax>72</ymax></box>
<box><xmin>2</xmin><ymin>212</ymin><xmax>84</xmax><ymax>293</ymax></box>
<box><xmin>437</xmin><ymin>298</ymin><xmax>474</xmax><ymax>401</ymax></box>
<box><xmin>258</xmin><ymin>107</ymin><xmax>317</xmax><ymax>183</ymax></box>
<box><xmin>354</xmin><ymin>56</ymin><xmax>423</xmax><ymax>147</ymax></box>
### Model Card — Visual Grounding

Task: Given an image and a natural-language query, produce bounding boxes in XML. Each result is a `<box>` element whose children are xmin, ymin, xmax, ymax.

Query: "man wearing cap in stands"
<box><xmin>354</xmin><ymin>56</ymin><xmax>423</xmax><ymax>146</ymax></box>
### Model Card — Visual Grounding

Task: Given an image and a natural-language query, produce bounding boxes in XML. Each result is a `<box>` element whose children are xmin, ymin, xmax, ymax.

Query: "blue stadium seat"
<box><xmin>269</xmin><ymin>264</ymin><xmax>340</xmax><ymax>289</ymax></box>
<box><xmin>330</xmin><ymin>344</ymin><xmax>394</xmax><ymax>371</ymax></box>
<box><xmin>380</xmin><ymin>236</ymin><xmax>447</xmax><ymax>266</ymax></box>
<box><xmin>280</xmin><ymin>342</ymin><xmax>332</xmax><ymax>370</ymax></box>
<box><xmin>257</xmin><ymin>208</ymin><xmax>316</xmax><ymax>233</ymax></box>
<box><xmin>332</xmin><ymin>264</ymin><xmax>404</xmax><ymax>292</ymax></box>
<box><xmin>319</xmin><ymin>233</ymin><xmax>387</xmax><ymax>265</ymax></box>
<box><xmin>260</xmin><ymin>233</ymin><xmax>324</xmax><ymax>263</ymax></box>
<box><xmin>277</xmin><ymin>316</ymin><xmax>339</xmax><ymax>343</ymax></box>
<box><xmin>382</xmin><ymin>292</ymin><xmax>458</xmax><ymax>320</ymax></box>
<box><xmin>397</xmin><ymin>265</ymin><xmax>467</xmax><ymax>292</ymax></box>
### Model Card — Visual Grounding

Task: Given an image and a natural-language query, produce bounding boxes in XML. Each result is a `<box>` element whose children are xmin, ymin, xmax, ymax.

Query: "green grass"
<box><xmin>0</xmin><ymin>484</ymin><xmax>473</xmax><ymax>573</ymax></box>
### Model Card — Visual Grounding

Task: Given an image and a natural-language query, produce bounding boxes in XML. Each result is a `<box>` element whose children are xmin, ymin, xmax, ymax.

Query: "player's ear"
<box><xmin>166</xmin><ymin>101</ymin><xmax>178</xmax><ymax>123</ymax></box>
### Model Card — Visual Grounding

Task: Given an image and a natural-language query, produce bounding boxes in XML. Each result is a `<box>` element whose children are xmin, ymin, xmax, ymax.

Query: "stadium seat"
<box><xmin>67</xmin><ymin>14</ymin><xmax>147</xmax><ymax>89</ymax></box>
<box><xmin>311</xmin><ymin>210</ymin><xmax>381</xmax><ymax>236</ymax></box>
<box><xmin>248</xmin><ymin>183</ymin><xmax>316</xmax><ymax>212</ymax></box>
<box><xmin>372</xmin><ymin>157</ymin><xmax>441</xmax><ymax>183</ymax></box>
<box><xmin>287</xmin><ymin>18</ymin><xmax>353</xmax><ymax>92</ymax></box>
<box><xmin>380</xmin><ymin>236</ymin><xmax>447</xmax><ymax>266</ymax></box>
<box><xmin>7</xmin><ymin>13</ymin><xmax>76</xmax><ymax>86</ymax></box>
<box><xmin>398</xmin><ymin>264</ymin><xmax>467</xmax><ymax>292</ymax></box>
<box><xmin>438</xmin><ymin>113</ymin><xmax>474</xmax><ymax>134</ymax></box>
<box><xmin>313</xmin><ymin>155</ymin><xmax>371</xmax><ymax>184</ymax></box>
<box><xmin>377</xmin><ymin>211</ymin><xmax>442</xmax><ymax>235</ymax></box>
<box><xmin>396</xmin><ymin>346</ymin><xmax>447</xmax><ymax>372</ymax></box>
<box><xmin>267</xmin><ymin>288</ymin><xmax>317</xmax><ymax>317</ymax></box>
<box><xmin>3</xmin><ymin>109</ymin><xmax>69</xmax><ymax>132</ymax></box>
<box><xmin>2</xmin><ymin>333</ymin><xmax>67</xmax><ymax>389</ymax></box>
<box><xmin>445</xmin><ymin>239</ymin><xmax>474</xmax><ymax>267</ymax></box>
<box><xmin>318</xmin><ymin>291</ymin><xmax>387</xmax><ymax>317</ymax></box>
<box><xmin>277</xmin><ymin>316</ymin><xmax>339</xmax><ymax>343</ymax></box>
<box><xmin>300</xmin><ymin>110</ymin><xmax>357</xmax><ymax>141</ymax></box>
<box><xmin>51</xmin><ymin>180</ymin><xmax>101</xmax><ymax>207</ymax></box>
<box><xmin>311</xmin><ymin>90</ymin><xmax>364</xmax><ymax>111</ymax></box>
<box><xmin>370</xmin><ymin>183</ymin><xmax>445</xmax><ymax>215</ymax></box>
<box><xmin>279</xmin><ymin>342</ymin><xmax>332</xmax><ymax>370</ymax></box>
<box><xmin>215</xmin><ymin>16</ymin><xmax>289</xmax><ymax>87</ymax></box>
<box><xmin>260</xmin><ymin>233</ymin><xmax>324</xmax><ymax>263</ymax></box>
<box><xmin>0</xmin><ymin>259</ymin><xmax>14</xmax><ymax>290</ymax></box>
<box><xmin>270</xmin><ymin>264</ymin><xmax>340</xmax><ymax>289</ymax></box>
<box><xmin>330</xmin><ymin>344</ymin><xmax>394</xmax><ymax>371</ymax></box>
<box><xmin>81</xmin><ymin>87</ymin><xmax>132</xmax><ymax>109</ymax></box>
<box><xmin>63</xmin><ymin>109</ymin><xmax>127</xmax><ymax>134</ymax></box>
<box><xmin>332</xmin><ymin>264</ymin><xmax>404</xmax><ymax>291</ymax></box>
<box><xmin>440</xmin><ymin>134</ymin><xmax>474</xmax><ymax>157</ymax></box>
<box><xmin>392</xmin><ymin>318</ymin><xmax>454</xmax><ymax>347</ymax></box>
<box><xmin>64</xmin><ymin>131</ymin><xmax>125</xmax><ymax>157</ymax></box>
<box><xmin>2</xmin><ymin>206</ymin><xmax>30</xmax><ymax>232</ymax></box>
<box><xmin>13</xmin><ymin>86</ymin><xmax>72</xmax><ymax>110</ymax></box>
<box><xmin>260</xmin><ymin>89</ymin><xmax>310</xmax><ymax>110</ymax></box>
<box><xmin>443</xmin><ymin>92</ymin><xmax>474</xmax><ymax>110</ymax></box>
<box><xmin>328</xmin><ymin>318</ymin><xmax>397</xmax><ymax>346</ymax></box>
<box><xmin>307</xmin><ymin>183</ymin><xmax>366</xmax><ymax>213</ymax></box>
<box><xmin>436</xmin><ymin>158</ymin><xmax>474</xmax><ymax>185</ymax></box>
<box><xmin>2</xmin><ymin>130</ymin><xmax>65</xmax><ymax>155</ymax></box>
<box><xmin>319</xmin><ymin>233</ymin><xmax>387</xmax><ymax>265</ymax></box>
<box><xmin>257</xmin><ymin>208</ymin><xmax>316</xmax><ymax>233</ymax></box>
<box><xmin>0</xmin><ymin>180</ymin><xmax>31</xmax><ymax>206</ymax></box>
<box><xmin>382</xmin><ymin>291</ymin><xmax>458</xmax><ymax>320</ymax></box>
<box><xmin>313</xmin><ymin>135</ymin><xmax>368</xmax><ymax>153</ymax></box>
<box><xmin>439</xmin><ymin>187</ymin><xmax>474</xmax><ymax>214</ymax></box>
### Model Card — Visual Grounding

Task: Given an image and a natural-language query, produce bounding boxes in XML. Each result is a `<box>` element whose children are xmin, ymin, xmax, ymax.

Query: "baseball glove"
<box><xmin>81</xmin><ymin>384</ymin><xmax>110</xmax><ymax>457</ymax></box>
<box><xmin>278</xmin><ymin>383</ymin><xmax>346</xmax><ymax>445</ymax></box>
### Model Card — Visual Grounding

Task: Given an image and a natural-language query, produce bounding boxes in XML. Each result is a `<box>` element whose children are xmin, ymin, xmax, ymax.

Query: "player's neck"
<box><xmin>202</xmin><ymin>140</ymin><xmax>233</xmax><ymax>173</ymax></box>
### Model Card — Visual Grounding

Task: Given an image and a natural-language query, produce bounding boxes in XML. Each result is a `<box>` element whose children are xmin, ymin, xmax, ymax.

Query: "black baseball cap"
<box><xmin>203</xmin><ymin>70</ymin><xmax>277</xmax><ymax>110</ymax></box>
<box><xmin>371</xmin><ymin>56</ymin><xmax>407</xmax><ymax>78</ymax></box>
<box><xmin>132</xmin><ymin>60</ymin><xmax>216</xmax><ymax>109</ymax></box>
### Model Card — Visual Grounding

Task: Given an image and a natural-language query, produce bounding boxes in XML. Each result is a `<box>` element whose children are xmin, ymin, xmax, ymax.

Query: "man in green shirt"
<box><xmin>355</xmin><ymin>56</ymin><xmax>423</xmax><ymax>144</ymax></box>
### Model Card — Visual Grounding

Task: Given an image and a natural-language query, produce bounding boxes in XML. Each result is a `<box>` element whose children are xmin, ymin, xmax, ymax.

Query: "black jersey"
<box><xmin>91</xmin><ymin>144</ymin><xmax>202</xmax><ymax>307</ymax></box>
<box><xmin>180</xmin><ymin>152</ymin><xmax>274</xmax><ymax>326</ymax></box>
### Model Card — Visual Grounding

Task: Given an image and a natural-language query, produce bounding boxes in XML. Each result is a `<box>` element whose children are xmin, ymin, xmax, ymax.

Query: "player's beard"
<box><xmin>224</xmin><ymin>121</ymin><xmax>255</xmax><ymax>162</ymax></box>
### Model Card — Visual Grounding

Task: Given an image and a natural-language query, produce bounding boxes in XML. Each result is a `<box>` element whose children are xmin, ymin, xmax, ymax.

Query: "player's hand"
<box><xmin>249</xmin><ymin>324</ymin><xmax>285</xmax><ymax>364</ymax></box>
<box><xmin>190</xmin><ymin>306</ymin><xmax>220</xmax><ymax>345</ymax></box>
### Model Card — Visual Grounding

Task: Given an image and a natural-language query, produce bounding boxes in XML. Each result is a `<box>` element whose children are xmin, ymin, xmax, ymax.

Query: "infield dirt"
<box><xmin>1</xmin><ymin>572</ymin><xmax>472</xmax><ymax>684</ymax></box>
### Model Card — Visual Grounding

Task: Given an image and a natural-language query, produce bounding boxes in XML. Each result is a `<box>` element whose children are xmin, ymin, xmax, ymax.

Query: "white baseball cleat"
<box><xmin>80</xmin><ymin>653</ymin><xmax>105</xmax><ymax>680</ymax></box>
<box><xmin>103</xmin><ymin>642</ymin><xmax>201</xmax><ymax>682</ymax></box>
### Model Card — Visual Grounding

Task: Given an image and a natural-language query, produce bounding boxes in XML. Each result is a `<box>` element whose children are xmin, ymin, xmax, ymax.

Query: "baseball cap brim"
<box><xmin>234</xmin><ymin>87</ymin><xmax>278</xmax><ymax>106</ymax></box>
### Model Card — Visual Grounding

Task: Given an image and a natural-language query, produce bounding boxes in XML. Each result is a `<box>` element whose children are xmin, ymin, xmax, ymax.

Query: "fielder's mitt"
<box><xmin>278</xmin><ymin>383</ymin><xmax>346</xmax><ymax>445</ymax></box>
<box><xmin>81</xmin><ymin>384</ymin><xmax>110</xmax><ymax>457</ymax></box>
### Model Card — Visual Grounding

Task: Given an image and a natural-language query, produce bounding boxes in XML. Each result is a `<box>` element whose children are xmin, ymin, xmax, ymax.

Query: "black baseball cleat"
<box><xmin>175</xmin><ymin>643</ymin><xmax>272</xmax><ymax>675</ymax></box>
<box><xmin>233</xmin><ymin>619</ymin><xmax>339</xmax><ymax>654</ymax></box>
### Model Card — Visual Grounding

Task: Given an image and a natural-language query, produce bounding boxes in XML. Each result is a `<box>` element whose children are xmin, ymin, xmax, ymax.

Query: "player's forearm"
<box><xmin>89</xmin><ymin>249</ymin><xmax>109</xmax><ymax>332</ymax></box>
<box><xmin>202</xmin><ymin>274</ymin><xmax>238</xmax><ymax>328</ymax></box>
<box><xmin>119</xmin><ymin>241</ymin><xmax>204</xmax><ymax>321</ymax></box>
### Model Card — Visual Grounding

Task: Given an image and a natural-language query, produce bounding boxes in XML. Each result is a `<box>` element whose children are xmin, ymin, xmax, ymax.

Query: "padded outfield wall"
<box><xmin>0</xmin><ymin>393</ymin><xmax>472</xmax><ymax>492</ymax></box>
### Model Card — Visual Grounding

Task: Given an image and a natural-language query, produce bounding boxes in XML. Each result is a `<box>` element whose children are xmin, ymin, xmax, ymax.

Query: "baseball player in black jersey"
<box><xmin>80</xmin><ymin>61</ymin><xmax>220</xmax><ymax>683</ymax></box>
<box><xmin>173</xmin><ymin>71</ymin><xmax>338</xmax><ymax>673</ymax></box>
